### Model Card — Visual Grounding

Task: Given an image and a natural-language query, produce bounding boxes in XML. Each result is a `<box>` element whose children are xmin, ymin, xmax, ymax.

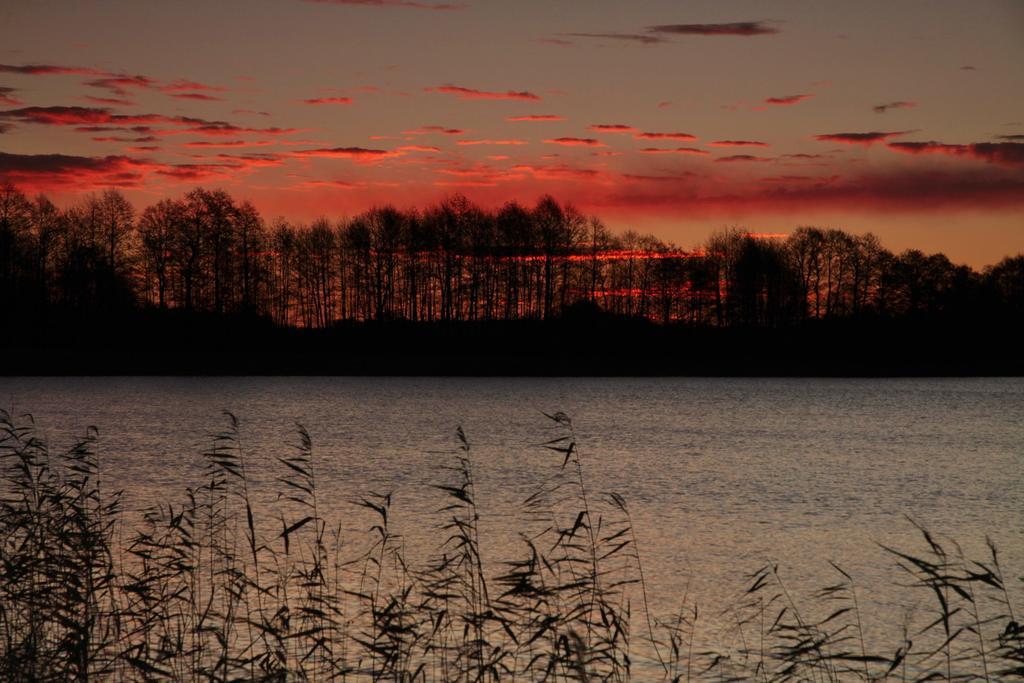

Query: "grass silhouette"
<box><xmin>1</xmin><ymin>408</ymin><xmax>1020</xmax><ymax>680</ymax></box>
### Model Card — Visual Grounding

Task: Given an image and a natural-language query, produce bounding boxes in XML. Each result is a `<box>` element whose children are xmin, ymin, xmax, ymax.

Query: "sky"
<box><xmin>1</xmin><ymin>0</ymin><xmax>1022</xmax><ymax>266</ymax></box>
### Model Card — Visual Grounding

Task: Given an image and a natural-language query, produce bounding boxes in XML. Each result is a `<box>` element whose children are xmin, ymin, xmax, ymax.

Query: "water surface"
<box><xmin>3</xmin><ymin>376</ymin><xmax>1022</xmax><ymax>648</ymax></box>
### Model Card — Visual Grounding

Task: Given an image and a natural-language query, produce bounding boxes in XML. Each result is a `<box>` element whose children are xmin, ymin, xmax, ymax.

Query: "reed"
<box><xmin>1</xmin><ymin>407</ymin><xmax>1020</xmax><ymax>681</ymax></box>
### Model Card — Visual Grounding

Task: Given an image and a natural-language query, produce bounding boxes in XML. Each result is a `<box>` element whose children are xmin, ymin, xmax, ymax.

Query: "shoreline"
<box><xmin>8</xmin><ymin>317</ymin><xmax>1021</xmax><ymax>377</ymax></box>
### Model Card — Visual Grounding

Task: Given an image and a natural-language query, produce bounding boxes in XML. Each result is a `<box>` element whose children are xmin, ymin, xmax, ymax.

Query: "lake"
<box><xmin>2</xmin><ymin>376</ymin><xmax>1022</xmax><ymax>667</ymax></box>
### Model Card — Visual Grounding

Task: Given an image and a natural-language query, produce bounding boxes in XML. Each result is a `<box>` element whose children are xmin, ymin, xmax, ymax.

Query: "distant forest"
<box><xmin>3</xmin><ymin>182</ymin><xmax>1022</xmax><ymax>330</ymax></box>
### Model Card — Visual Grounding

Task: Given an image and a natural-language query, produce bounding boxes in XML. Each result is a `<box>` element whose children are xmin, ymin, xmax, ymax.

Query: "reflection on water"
<box><xmin>3</xmin><ymin>376</ymin><xmax>1022</xmax><ymax>650</ymax></box>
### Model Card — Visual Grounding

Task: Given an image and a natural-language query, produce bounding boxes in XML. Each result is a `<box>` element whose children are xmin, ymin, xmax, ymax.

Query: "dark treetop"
<box><xmin>2</xmin><ymin>184</ymin><xmax>1021</xmax><ymax>375</ymax></box>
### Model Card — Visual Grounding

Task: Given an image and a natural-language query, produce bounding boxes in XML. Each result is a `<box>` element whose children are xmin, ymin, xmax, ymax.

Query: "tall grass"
<box><xmin>1</xmin><ymin>407</ymin><xmax>1021</xmax><ymax>681</ymax></box>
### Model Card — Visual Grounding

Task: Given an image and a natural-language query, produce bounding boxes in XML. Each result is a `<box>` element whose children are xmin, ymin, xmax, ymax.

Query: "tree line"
<box><xmin>1</xmin><ymin>182</ymin><xmax>1021</xmax><ymax>329</ymax></box>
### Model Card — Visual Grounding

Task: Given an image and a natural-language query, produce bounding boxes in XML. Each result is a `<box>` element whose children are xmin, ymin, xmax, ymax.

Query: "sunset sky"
<box><xmin>1</xmin><ymin>0</ymin><xmax>1022</xmax><ymax>266</ymax></box>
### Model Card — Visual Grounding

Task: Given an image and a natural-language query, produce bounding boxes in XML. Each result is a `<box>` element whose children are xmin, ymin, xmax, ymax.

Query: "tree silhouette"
<box><xmin>0</xmin><ymin>182</ymin><xmax>1020</xmax><ymax>338</ymax></box>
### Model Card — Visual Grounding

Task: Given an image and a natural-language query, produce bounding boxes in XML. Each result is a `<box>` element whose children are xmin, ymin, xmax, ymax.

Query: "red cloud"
<box><xmin>184</xmin><ymin>140</ymin><xmax>276</xmax><ymax>148</ymax></box>
<box><xmin>86</xmin><ymin>74</ymin><xmax>226</xmax><ymax>98</ymax></box>
<box><xmin>427</xmin><ymin>85</ymin><xmax>541</xmax><ymax>101</ymax></box>
<box><xmin>1</xmin><ymin>63</ymin><xmax>227</xmax><ymax>101</ymax></box>
<box><xmin>715</xmin><ymin>154</ymin><xmax>773</xmax><ymax>162</ymax></box>
<box><xmin>0</xmin><ymin>106</ymin><xmax>298</xmax><ymax>137</ymax></box>
<box><xmin>302</xmin><ymin>96</ymin><xmax>354</xmax><ymax>105</ymax></box>
<box><xmin>92</xmin><ymin>135</ymin><xmax>158</xmax><ymax>143</ymax></box>
<box><xmin>0</xmin><ymin>87</ymin><xmax>21</xmax><ymax>106</ymax></box>
<box><xmin>646</xmin><ymin>22</ymin><xmax>778</xmax><ymax>36</ymax></box>
<box><xmin>560</xmin><ymin>33</ymin><xmax>666</xmax><ymax>45</ymax></box>
<box><xmin>592</xmin><ymin>167</ymin><xmax>1024</xmax><ymax>216</ymax></box>
<box><xmin>157</xmin><ymin>124</ymin><xmax>300</xmax><ymax>137</ymax></box>
<box><xmin>434</xmin><ymin>164</ymin><xmax>524</xmax><ymax>186</ymax></box>
<box><xmin>303</xmin><ymin>0</ymin><xmax>465</xmax><ymax>9</ymax></box>
<box><xmin>0</xmin><ymin>148</ymin><xmax>280</xmax><ymax>192</ymax></box>
<box><xmin>85</xmin><ymin>75</ymin><xmax>158</xmax><ymax>96</ymax></box>
<box><xmin>886</xmin><ymin>141</ymin><xmax>1024</xmax><ymax>166</ymax></box>
<box><xmin>0</xmin><ymin>63</ymin><xmax>106</xmax><ymax>76</ymax></box>
<box><xmin>507</xmin><ymin>114</ymin><xmax>564</xmax><ymax>121</ymax></box>
<box><xmin>544</xmin><ymin>137</ymin><xmax>605</xmax><ymax>147</ymax></box>
<box><xmin>763</xmin><ymin>94</ymin><xmax>813</xmax><ymax>106</ymax></box>
<box><xmin>639</xmin><ymin>147</ymin><xmax>708</xmax><ymax>155</ymax></box>
<box><xmin>710</xmin><ymin>140</ymin><xmax>769</xmax><ymax>147</ymax></box>
<box><xmin>814</xmin><ymin>131</ymin><xmax>911</xmax><ymax>145</ymax></box>
<box><xmin>0</xmin><ymin>151</ymin><xmax>151</xmax><ymax>190</ymax></box>
<box><xmin>292</xmin><ymin>146</ymin><xmax>398</xmax><ymax>161</ymax></box>
<box><xmin>396</xmin><ymin>144</ymin><xmax>441</xmax><ymax>152</ymax></box>
<box><xmin>511</xmin><ymin>164</ymin><xmax>604</xmax><ymax>181</ymax></box>
<box><xmin>589</xmin><ymin>124</ymin><xmax>636</xmax><ymax>133</ymax></box>
<box><xmin>435</xmin><ymin>180</ymin><xmax>502</xmax><ymax>188</ymax></box>
<box><xmin>635</xmin><ymin>132</ymin><xmax>696</xmax><ymax>141</ymax></box>
<box><xmin>211</xmin><ymin>153</ymin><xmax>285</xmax><ymax>168</ymax></box>
<box><xmin>759</xmin><ymin>175</ymin><xmax>839</xmax><ymax>184</ymax></box>
<box><xmin>0</xmin><ymin>106</ymin><xmax>139</xmax><ymax>125</ymax></box>
<box><xmin>156</xmin><ymin>163</ymin><xmax>238</xmax><ymax>181</ymax></box>
<box><xmin>82</xmin><ymin>95</ymin><xmax>135</xmax><ymax>106</ymax></box>
<box><xmin>402</xmin><ymin>125</ymin><xmax>465</xmax><ymax>135</ymax></box>
<box><xmin>873</xmin><ymin>100</ymin><xmax>916</xmax><ymax>114</ymax></box>
<box><xmin>170</xmin><ymin>93</ymin><xmax>223</xmax><ymax>101</ymax></box>
<box><xmin>621</xmin><ymin>172</ymin><xmax>698</xmax><ymax>183</ymax></box>
<box><xmin>457</xmin><ymin>139</ymin><xmax>527</xmax><ymax>146</ymax></box>
<box><xmin>161</xmin><ymin>79</ymin><xmax>226</xmax><ymax>93</ymax></box>
<box><xmin>300</xmin><ymin>179</ymin><xmax>359</xmax><ymax>190</ymax></box>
